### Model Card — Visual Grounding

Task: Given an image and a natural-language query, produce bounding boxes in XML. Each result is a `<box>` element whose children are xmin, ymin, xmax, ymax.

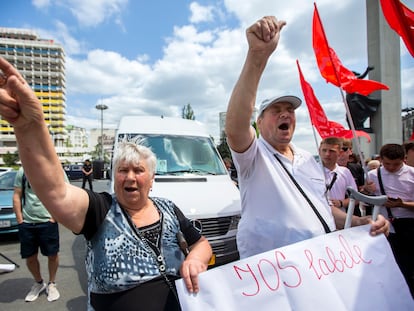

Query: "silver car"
<box><xmin>0</xmin><ymin>170</ymin><xmax>18</xmax><ymax>234</ymax></box>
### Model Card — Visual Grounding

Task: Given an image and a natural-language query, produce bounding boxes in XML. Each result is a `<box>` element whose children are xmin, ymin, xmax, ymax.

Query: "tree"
<box><xmin>217</xmin><ymin>130</ymin><xmax>229</xmax><ymax>159</ymax></box>
<box><xmin>217</xmin><ymin>120</ymin><xmax>259</xmax><ymax>160</ymax></box>
<box><xmin>217</xmin><ymin>139</ymin><xmax>231</xmax><ymax>160</ymax></box>
<box><xmin>91</xmin><ymin>143</ymin><xmax>110</xmax><ymax>163</ymax></box>
<box><xmin>182</xmin><ymin>103</ymin><xmax>195</xmax><ymax>120</ymax></box>
<box><xmin>3</xmin><ymin>151</ymin><xmax>19</xmax><ymax>166</ymax></box>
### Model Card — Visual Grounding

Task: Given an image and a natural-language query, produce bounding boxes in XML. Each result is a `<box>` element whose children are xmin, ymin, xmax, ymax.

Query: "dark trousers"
<box><xmin>82</xmin><ymin>174</ymin><xmax>93</xmax><ymax>191</ymax></box>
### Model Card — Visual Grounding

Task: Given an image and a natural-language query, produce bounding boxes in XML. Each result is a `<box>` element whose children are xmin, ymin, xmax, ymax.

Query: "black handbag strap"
<box><xmin>120</xmin><ymin>208</ymin><xmax>180</xmax><ymax>302</ymax></box>
<box><xmin>274</xmin><ymin>154</ymin><xmax>331</xmax><ymax>233</ymax></box>
<box><xmin>377</xmin><ymin>167</ymin><xmax>394</xmax><ymax>221</ymax></box>
<box><xmin>325</xmin><ymin>172</ymin><xmax>337</xmax><ymax>192</ymax></box>
<box><xmin>21</xmin><ymin>173</ymin><xmax>28</xmax><ymax>206</ymax></box>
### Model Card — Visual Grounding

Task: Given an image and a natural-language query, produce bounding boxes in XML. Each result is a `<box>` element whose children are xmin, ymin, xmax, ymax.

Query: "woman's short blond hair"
<box><xmin>112</xmin><ymin>141</ymin><xmax>157</xmax><ymax>175</ymax></box>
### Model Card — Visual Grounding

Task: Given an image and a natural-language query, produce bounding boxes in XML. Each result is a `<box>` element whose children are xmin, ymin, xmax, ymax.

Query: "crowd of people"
<box><xmin>0</xmin><ymin>14</ymin><xmax>412</xmax><ymax>310</ymax></box>
<box><xmin>224</xmin><ymin>15</ymin><xmax>411</xmax><ymax>298</ymax></box>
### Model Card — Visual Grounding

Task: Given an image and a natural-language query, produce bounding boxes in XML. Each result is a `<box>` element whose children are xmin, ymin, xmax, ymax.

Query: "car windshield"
<box><xmin>117</xmin><ymin>134</ymin><xmax>227</xmax><ymax>175</ymax></box>
<box><xmin>0</xmin><ymin>171</ymin><xmax>17</xmax><ymax>190</ymax></box>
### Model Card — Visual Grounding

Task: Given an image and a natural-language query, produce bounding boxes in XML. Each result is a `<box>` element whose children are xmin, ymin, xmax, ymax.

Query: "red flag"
<box><xmin>342</xmin><ymin>78</ymin><xmax>389</xmax><ymax>96</ymax></box>
<box><xmin>297</xmin><ymin>60</ymin><xmax>371</xmax><ymax>142</ymax></box>
<box><xmin>380</xmin><ymin>0</ymin><xmax>414</xmax><ymax>57</ymax></box>
<box><xmin>410</xmin><ymin>130</ymin><xmax>414</xmax><ymax>141</ymax></box>
<box><xmin>327</xmin><ymin>48</ymin><xmax>389</xmax><ymax>96</ymax></box>
<box><xmin>297</xmin><ymin>60</ymin><xmax>328</xmax><ymax>128</ymax></box>
<box><xmin>312</xmin><ymin>5</ymin><xmax>340</xmax><ymax>86</ymax></box>
<box><xmin>312</xmin><ymin>4</ymin><xmax>389</xmax><ymax>95</ymax></box>
<box><xmin>327</xmin><ymin>121</ymin><xmax>371</xmax><ymax>142</ymax></box>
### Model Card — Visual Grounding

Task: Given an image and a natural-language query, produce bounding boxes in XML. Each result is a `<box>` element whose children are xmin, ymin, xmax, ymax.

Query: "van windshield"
<box><xmin>117</xmin><ymin>134</ymin><xmax>227</xmax><ymax>175</ymax></box>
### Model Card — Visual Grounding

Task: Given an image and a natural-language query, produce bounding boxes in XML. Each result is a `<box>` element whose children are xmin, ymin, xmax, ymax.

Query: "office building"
<box><xmin>0</xmin><ymin>27</ymin><xmax>66</xmax><ymax>159</ymax></box>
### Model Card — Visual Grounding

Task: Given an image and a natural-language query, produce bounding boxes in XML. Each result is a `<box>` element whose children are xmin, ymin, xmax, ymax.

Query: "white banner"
<box><xmin>176</xmin><ymin>225</ymin><xmax>414</xmax><ymax>311</ymax></box>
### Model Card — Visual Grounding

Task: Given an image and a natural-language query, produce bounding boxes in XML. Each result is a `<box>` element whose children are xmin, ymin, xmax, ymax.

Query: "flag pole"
<box><xmin>311</xmin><ymin>124</ymin><xmax>324</xmax><ymax>172</ymax></box>
<box><xmin>337</xmin><ymin>88</ymin><xmax>368</xmax><ymax>177</ymax></box>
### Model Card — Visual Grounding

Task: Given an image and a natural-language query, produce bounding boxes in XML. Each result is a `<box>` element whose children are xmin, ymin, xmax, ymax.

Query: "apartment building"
<box><xmin>0</xmin><ymin>27</ymin><xmax>66</xmax><ymax>158</ymax></box>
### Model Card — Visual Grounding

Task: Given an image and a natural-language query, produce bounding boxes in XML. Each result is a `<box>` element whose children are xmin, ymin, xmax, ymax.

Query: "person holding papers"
<box><xmin>225</xmin><ymin>16</ymin><xmax>389</xmax><ymax>259</ymax></box>
<box><xmin>366</xmin><ymin>143</ymin><xmax>414</xmax><ymax>297</ymax></box>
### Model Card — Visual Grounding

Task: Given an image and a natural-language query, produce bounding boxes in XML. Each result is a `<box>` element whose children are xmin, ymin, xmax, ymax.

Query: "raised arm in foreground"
<box><xmin>225</xmin><ymin>16</ymin><xmax>286</xmax><ymax>153</ymax></box>
<box><xmin>0</xmin><ymin>57</ymin><xmax>89</xmax><ymax>233</ymax></box>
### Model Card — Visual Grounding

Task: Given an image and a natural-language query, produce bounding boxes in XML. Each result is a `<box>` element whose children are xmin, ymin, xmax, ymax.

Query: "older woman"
<box><xmin>0</xmin><ymin>57</ymin><xmax>212</xmax><ymax>310</ymax></box>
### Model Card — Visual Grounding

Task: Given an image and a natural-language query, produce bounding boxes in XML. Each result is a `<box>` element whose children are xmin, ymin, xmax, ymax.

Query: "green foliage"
<box><xmin>217</xmin><ymin>139</ymin><xmax>231</xmax><ymax>160</ymax></box>
<box><xmin>3</xmin><ymin>151</ymin><xmax>19</xmax><ymax>166</ymax></box>
<box><xmin>182</xmin><ymin>103</ymin><xmax>195</xmax><ymax>120</ymax></box>
<box><xmin>92</xmin><ymin>143</ymin><xmax>110</xmax><ymax>163</ymax></box>
<box><xmin>217</xmin><ymin>120</ymin><xmax>259</xmax><ymax>160</ymax></box>
<box><xmin>252</xmin><ymin>121</ymin><xmax>259</xmax><ymax>137</ymax></box>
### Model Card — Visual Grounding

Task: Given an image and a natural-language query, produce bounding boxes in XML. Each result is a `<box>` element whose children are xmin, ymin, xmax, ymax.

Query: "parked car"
<box><xmin>0</xmin><ymin>167</ymin><xmax>14</xmax><ymax>176</ymax></box>
<box><xmin>0</xmin><ymin>170</ymin><xmax>18</xmax><ymax>234</ymax></box>
<box><xmin>63</xmin><ymin>164</ymin><xmax>84</xmax><ymax>180</ymax></box>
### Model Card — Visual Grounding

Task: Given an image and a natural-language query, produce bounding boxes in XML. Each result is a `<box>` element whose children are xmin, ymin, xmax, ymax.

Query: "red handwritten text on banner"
<box><xmin>177</xmin><ymin>225</ymin><xmax>414</xmax><ymax>311</ymax></box>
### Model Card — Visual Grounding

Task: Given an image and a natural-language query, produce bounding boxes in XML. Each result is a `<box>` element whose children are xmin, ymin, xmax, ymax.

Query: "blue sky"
<box><xmin>2</xmin><ymin>0</ymin><xmax>414</xmax><ymax>154</ymax></box>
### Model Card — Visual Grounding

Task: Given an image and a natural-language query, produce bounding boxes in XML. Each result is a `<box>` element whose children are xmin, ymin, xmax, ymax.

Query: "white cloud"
<box><xmin>26</xmin><ymin>0</ymin><xmax>414</xmax><ymax>151</ymax></box>
<box><xmin>32</xmin><ymin>0</ymin><xmax>51</xmax><ymax>9</ymax></box>
<box><xmin>171</xmin><ymin>25</ymin><xmax>215</xmax><ymax>45</ymax></box>
<box><xmin>47</xmin><ymin>0</ymin><xmax>129</xmax><ymax>28</ymax></box>
<box><xmin>53</xmin><ymin>21</ymin><xmax>83</xmax><ymax>54</ymax></box>
<box><xmin>189</xmin><ymin>2</ymin><xmax>215</xmax><ymax>23</ymax></box>
<box><xmin>66</xmin><ymin>50</ymin><xmax>152</xmax><ymax>95</ymax></box>
<box><xmin>32</xmin><ymin>21</ymin><xmax>85</xmax><ymax>56</ymax></box>
<box><xmin>32</xmin><ymin>0</ymin><xmax>128</xmax><ymax>30</ymax></box>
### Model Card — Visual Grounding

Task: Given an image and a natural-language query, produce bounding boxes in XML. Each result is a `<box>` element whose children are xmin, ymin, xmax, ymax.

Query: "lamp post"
<box><xmin>95</xmin><ymin>103</ymin><xmax>108</xmax><ymax>160</ymax></box>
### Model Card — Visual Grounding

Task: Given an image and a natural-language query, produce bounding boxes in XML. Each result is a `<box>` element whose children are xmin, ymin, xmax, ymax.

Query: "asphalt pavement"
<box><xmin>0</xmin><ymin>179</ymin><xmax>110</xmax><ymax>311</ymax></box>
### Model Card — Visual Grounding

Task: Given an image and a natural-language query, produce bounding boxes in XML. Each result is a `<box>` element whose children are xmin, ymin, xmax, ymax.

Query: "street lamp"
<box><xmin>95</xmin><ymin>103</ymin><xmax>108</xmax><ymax>160</ymax></box>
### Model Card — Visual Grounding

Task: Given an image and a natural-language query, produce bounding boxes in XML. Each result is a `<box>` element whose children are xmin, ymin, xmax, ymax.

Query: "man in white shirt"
<box><xmin>319</xmin><ymin>137</ymin><xmax>358</xmax><ymax>212</ymax></box>
<box><xmin>225</xmin><ymin>16</ymin><xmax>389</xmax><ymax>259</ymax></box>
<box><xmin>367</xmin><ymin>143</ymin><xmax>414</xmax><ymax>297</ymax></box>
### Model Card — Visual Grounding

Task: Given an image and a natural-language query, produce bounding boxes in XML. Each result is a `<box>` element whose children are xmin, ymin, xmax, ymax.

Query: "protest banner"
<box><xmin>176</xmin><ymin>225</ymin><xmax>414</xmax><ymax>310</ymax></box>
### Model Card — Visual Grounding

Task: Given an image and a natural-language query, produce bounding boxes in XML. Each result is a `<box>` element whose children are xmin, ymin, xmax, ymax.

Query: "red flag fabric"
<box><xmin>410</xmin><ymin>130</ymin><xmax>414</xmax><ymax>141</ymax></box>
<box><xmin>328</xmin><ymin>48</ymin><xmax>389</xmax><ymax>96</ymax></box>
<box><xmin>380</xmin><ymin>0</ymin><xmax>414</xmax><ymax>57</ymax></box>
<box><xmin>312</xmin><ymin>4</ymin><xmax>389</xmax><ymax>95</ymax></box>
<box><xmin>297</xmin><ymin>60</ymin><xmax>328</xmax><ymax>129</ymax></box>
<box><xmin>326</xmin><ymin>121</ymin><xmax>371</xmax><ymax>142</ymax></box>
<box><xmin>297</xmin><ymin>60</ymin><xmax>371</xmax><ymax>142</ymax></box>
<box><xmin>342</xmin><ymin>78</ymin><xmax>389</xmax><ymax>96</ymax></box>
<box><xmin>312</xmin><ymin>5</ymin><xmax>340</xmax><ymax>86</ymax></box>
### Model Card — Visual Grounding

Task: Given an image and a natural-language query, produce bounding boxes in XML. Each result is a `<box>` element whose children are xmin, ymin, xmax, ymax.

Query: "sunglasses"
<box><xmin>342</xmin><ymin>147</ymin><xmax>350</xmax><ymax>152</ymax></box>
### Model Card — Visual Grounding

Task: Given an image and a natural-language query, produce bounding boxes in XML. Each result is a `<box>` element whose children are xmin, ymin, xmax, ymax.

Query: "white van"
<box><xmin>111</xmin><ymin>116</ymin><xmax>241</xmax><ymax>266</ymax></box>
